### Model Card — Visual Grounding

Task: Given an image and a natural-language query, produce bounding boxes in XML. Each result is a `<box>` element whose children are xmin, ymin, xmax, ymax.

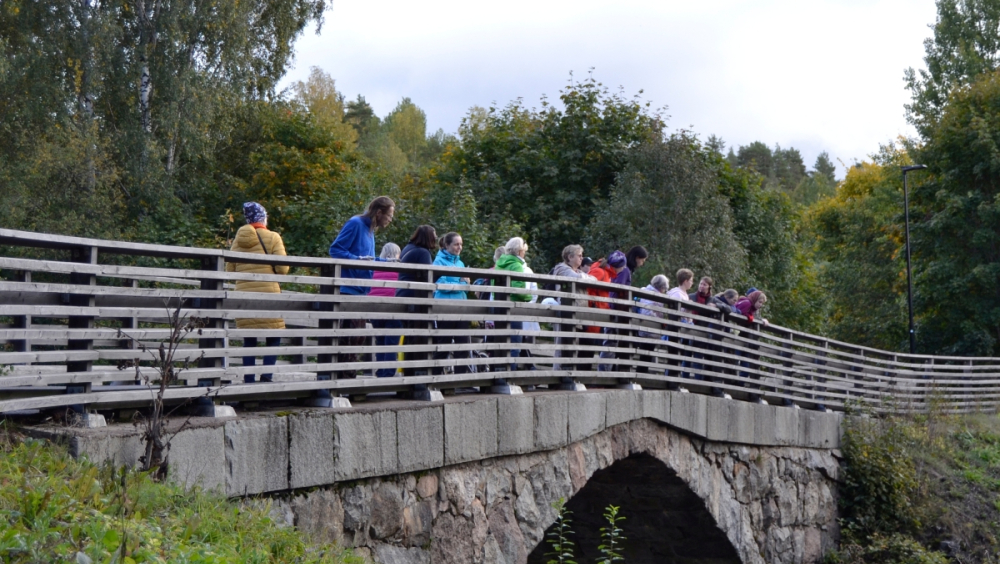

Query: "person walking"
<box><xmin>328</xmin><ymin>196</ymin><xmax>395</xmax><ymax>377</ymax></box>
<box><xmin>550</xmin><ymin>244</ymin><xmax>596</xmax><ymax>372</ymax></box>
<box><xmin>624</xmin><ymin>245</ymin><xmax>649</xmax><ymax>285</ymax></box>
<box><xmin>588</xmin><ymin>251</ymin><xmax>627</xmax><ymax>370</ymax></box>
<box><xmin>734</xmin><ymin>290</ymin><xmax>769</xmax><ymax>397</ymax></box>
<box><xmin>328</xmin><ymin>196</ymin><xmax>395</xmax><ymax>295</ymax></box>
<box><xmin>432</xmin><ymin>232</ymin><xmax>474</xmax><ymax>375</ymax></box>
<box><xmin>370</xmin><ymin>243</ymin><xmax>402</xmax><ymax>377</ymax></box>
<box><xmin>636</xmin><ymin>274</ymin><xmax>670</xmax><ymax>373</ymax></box>
<box><xmin>227</xmin><ymin>202</ymin><xmax>289</xmax><ymax>383</ymax></box>
<box><xmin>396</xmin><ymin>225</ymin><xmax>438</xmax><ymax>376</ymax></box>
<box><xmin>495</xmin><ymin>237</ymin><xmax>532</xmax><ymax>369</ymax></box>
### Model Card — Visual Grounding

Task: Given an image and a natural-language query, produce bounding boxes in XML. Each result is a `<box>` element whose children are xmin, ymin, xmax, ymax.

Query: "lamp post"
<box><xmin>902</xmin><ymin>164</ymin><xmax>927</xmax><ymax>355</ymax></box>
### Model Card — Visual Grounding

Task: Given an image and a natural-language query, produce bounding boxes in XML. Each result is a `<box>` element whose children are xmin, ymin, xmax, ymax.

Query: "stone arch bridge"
<box><xmin>39</xmin><ymin>389</ymin><xmax>841</xmax><ymax>563</ymax></box>
<box><xmin>0</xmin><ymin>228</ymin><xmax>991</xmax><ymax>563</ymax></box>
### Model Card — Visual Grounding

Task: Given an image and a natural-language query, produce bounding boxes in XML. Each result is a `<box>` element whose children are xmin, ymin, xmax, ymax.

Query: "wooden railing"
<box><xmin>0</xmin><ymin>227</ymin><xmax>996</xmax><ymax>416</ymax></box>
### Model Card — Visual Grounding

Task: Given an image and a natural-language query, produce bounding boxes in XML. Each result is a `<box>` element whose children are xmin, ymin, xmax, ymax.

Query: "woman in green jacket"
<box><xmin>495</xmin><ymin>237</ymin><xmax>533</xmax><ymax>368</ymax></box>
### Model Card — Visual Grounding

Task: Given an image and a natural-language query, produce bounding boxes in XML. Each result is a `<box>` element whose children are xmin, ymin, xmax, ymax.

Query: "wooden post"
<box><xmin>197</xmin><ymin>256</ymin><xmax>225</xmax><ymax>387</ymax></box>
<box><xmin>65</xmin><ymin>246</ymin><xmax>97</xmax><ymax>392</ymax></box>
<box><xmin>11</xmin><ymin>270</ymin><xmax>30</xmax><ymax>355</ymax></box>
<box><xmin>315</xmin><ymin>263</ymin><xmax>337</xmax><ymax>380</ymax></box>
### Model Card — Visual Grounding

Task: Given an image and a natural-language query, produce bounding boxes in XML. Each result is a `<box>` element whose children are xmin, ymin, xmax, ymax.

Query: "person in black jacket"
<box><xmin>396</xmin><ymin>225</ymin><xmax>437</xmax><ymax>375</ymax></box>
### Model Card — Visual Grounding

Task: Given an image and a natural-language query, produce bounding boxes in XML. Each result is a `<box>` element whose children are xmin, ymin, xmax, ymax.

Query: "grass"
<box><xmin>0</xmin><ymin>424</ymin><xmax>365</xmax><ymax>564</ymax></box>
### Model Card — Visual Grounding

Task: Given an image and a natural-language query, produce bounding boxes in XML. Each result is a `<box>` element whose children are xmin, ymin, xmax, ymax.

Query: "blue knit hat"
<box><xmin>745</xmin><ymin>287</ymin><xmax>758</xmax><ymax>295</ymax></box>
<box><xmin>608</xmin><ymin>250</ymin><xmax>627</xmax><ymax>268</ymax></box>
<box><xmin>243</xmin><ymin>202</ymin><xmax>267</xmax><ymax>224</ymax></box>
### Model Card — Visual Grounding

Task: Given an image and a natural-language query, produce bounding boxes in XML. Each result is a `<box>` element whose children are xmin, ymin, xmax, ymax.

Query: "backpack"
<box><xmin>472</xmin><ymin>278</ymin><xmax>492</xmax><ymax>300</ymax></box>
<box><xmin>541</xmin><ymin>266</ymin><xmax>559</xmax><ymax>293</ymax></box>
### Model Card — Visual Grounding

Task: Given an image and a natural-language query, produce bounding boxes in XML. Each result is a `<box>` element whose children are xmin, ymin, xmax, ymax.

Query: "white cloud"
<box><xmin>283</xmin><ymin>0</ymin><xmax>939</xmax><ymax>177</ymax></box>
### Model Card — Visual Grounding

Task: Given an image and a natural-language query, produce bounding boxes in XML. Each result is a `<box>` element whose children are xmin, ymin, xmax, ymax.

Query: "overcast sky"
<box><xmin>281</xmin><ymin>0</ymin><xmax>940</xmax><ymax>179</ymax></box>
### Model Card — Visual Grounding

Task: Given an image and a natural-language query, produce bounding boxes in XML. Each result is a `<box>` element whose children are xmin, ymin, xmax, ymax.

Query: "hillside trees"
<box><xmin>0</xmin><ymin>0</ymin><xmax>326</xmax><ymax>237</ymax></box>
<box><xmin>805</xmin><ymin>147</ymin><xmax>910</xmax><ymax>351</ymax></box>
<box><xmin>910</xmin><ymin>70</ymin><xmax>1000</xmax><ymax>355</ymax></box>
<box><xmin>585</xmin><ymin>134</ymin><xmax>748</xmax><ymax>288</ymax></box>
<box><xmin>905</xmin><ymin>0</ymin><xmax>1000</xmax><ymax>135</ymax></box>
<box><xmin>432</xmin><ymin>76</ymin><xmax>663</xmax><ymax>270</ymax></box>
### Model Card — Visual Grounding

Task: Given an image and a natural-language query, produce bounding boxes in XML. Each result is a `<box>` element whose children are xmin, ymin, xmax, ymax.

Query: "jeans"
<box><xmin>373</xmin><ymin>319</ymin><xmax>404</xmax><ymax>377</ymax></box>
<box><xmin>243</xmin><ymin>336</ymin><xmax>281</xmax><ymax>383</ymax></box>
<box><xmin>509</xmin><ymin>321</ymin><xmax>523</xmax><ymax>367</ymax></box>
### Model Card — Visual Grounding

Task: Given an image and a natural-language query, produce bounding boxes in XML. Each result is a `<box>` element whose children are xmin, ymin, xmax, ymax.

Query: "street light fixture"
<box><xmin>902</xmin><ymin>164</ymin><xmax>927</xmax><ymax>355</ymax></box>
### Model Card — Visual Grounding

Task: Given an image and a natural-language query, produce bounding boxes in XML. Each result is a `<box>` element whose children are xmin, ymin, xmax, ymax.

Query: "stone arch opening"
<box><xmin>527</xmin><ymin>452</ymin><xmax>742</xmax><ymax>563</ymax></box>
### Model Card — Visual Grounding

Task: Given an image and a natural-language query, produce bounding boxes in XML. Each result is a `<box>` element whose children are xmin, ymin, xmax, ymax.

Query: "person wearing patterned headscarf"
<box><xmin>226</xmin><ymin>202</ymin><xmax>289</xmax><ymax>383</ymax></box>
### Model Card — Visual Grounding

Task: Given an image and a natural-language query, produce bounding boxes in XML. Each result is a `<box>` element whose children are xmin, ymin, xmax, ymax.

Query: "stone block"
<box><xmin>397</xmin><ymin>405</ymin><xmax>444</xmax><ymax>473</ymax></box>
<box><xmin>168</xmin><ymin>425</ymin><xmax>225</xmax><ymax>492</ymax></box>
<box><xmin>799</xmin><ymin>410</ymin><xmax>842</xmax><ymax>449</ymax></box>
<box><xmin>774</xmin><ymin>404</ymin><xmax>801</xmax><ymax>446</ymax></box>
<box><xmin>497</xmin><ymin>395</ymin><xmax>534</xmax><ymax>456</ymax></box>
<box><xmin>68</xmin><ymin>430</ymin><xmax>144</xmax><ymax>468</ymax></box>
<box><xmin>753</xmin><ymin>403</ymin><xmax>778</xmax><ymax>446</ymax></box>
<box><xmin>225</xmin><ymin>417</ymin><xmax>289</xmax><ymax>496</ymax></box>
<box><xmin>567</xmin><ymin>392</ymin><xmax>606</xmax><ymax>442</ymax></box>
<box><xmin>289</xmin><ymin>411</ymin><xmax>335</xmax><ymax>489</ymax></box>
<box><xmin>374</xmin><ymin>543</ymin><xmax>430</xmax><ymax>564</ymax></box>
<box><xmin>534</xmin><ymin>394</ymin><xmax>569</xmax><ymax>450</ymax></box>
<box><xmin>640</xmin><ymin>389</ymin><xmax>671</xmax><ymax>423</ymax></box>
<box><xmin>444</xmin><ymin>398</ymin><xmax>498</xmax><ymax>465</ymax></box>
<box><xmin>727</xmin><ymin>400</ymin><xmax>756</xmax><ymax>445</ymax></box>
<box><xmin>605</xmin><ymin>390</ymin><xmax>640</xmax><ymax>427</ymax></box>
<box><xmin>669</xmin><ymin>391</ymin><xmax>707</xmax><ymax>438</ymax></box>
<box><xmin>334</xmin><ymin>409</ymin><xmax>398</xmax><ymax>481</ymax></box>
<box><xmin>705</xmin><ymin>396</ymin><xmax>731</xmax><ymax>442</ymax></box>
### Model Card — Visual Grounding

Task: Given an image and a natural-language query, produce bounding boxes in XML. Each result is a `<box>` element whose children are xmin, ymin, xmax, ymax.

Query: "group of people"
<box><xmin>228</xmin><ymin>196</ymin><xmax>771</xmax><ymax>384</ymax></box>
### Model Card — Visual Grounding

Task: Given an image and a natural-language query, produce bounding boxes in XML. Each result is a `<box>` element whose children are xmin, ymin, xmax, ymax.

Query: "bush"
<box><xmin>825</xmin><ymin>534</ymin><xmax>947</xmax><ymax>564</ymax></box>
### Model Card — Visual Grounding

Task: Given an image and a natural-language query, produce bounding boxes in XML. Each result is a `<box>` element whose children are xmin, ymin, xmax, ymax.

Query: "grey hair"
<box><xmin>504</xmin><ymin>237</ymin><xmax>526</xmax><ymax>256</ymax></box>
<box><xmin>493</xmin><ymin>246</ymin><xmax>506</xmax><ymax>263</ymax></box>
<box><xmin>561</xmin><ymin>244</ymin><xmax>583</xmax><ymax>263</ymax></box>
<box><xmin>379</xmin><ymin>242</ymin><xmax>401</xmax><ymax>260</ymax></box>
<box><xmin>650</xmin><ymin>274</ymin><xmax>669</xmax><ymax>292</ymax></box>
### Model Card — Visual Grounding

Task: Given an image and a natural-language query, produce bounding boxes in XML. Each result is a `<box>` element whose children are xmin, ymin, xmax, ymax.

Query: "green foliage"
<box><xmin>544</xmin><ymin>499</ymin><xmax>578</xmax><ymax>564</ymax></box>
<box><xmin>839</xmin><ymin>412</ymin><xmax>921</xmax><ymax>539</ymax></box>
<box><xmin>905</xmin><ymin>0</ymin><xmax>1000</xmax><ymax>136</ymax></box>
<box><xmin>714</xmin><ymin>151</ymin><xmax>822</xmax><ymax>332</ymax></box>
<box><xmin>0</xmin><ymin>427</ymin><xmax>361</xmax><ymax>563</ymax></box>
<box><xmin>596</xmin><ymin>505</ymin><xmax>626</xmax><ymax>564</ymax></box>
<box><xmin>804</xmin><ymin>147</ymin><xmax>910</xmax><ymax>351</ymax></box>
<box><xmin>585</xmin><ymin>134</ymin><xmax>747</xmax><ymax>289</ymax></box>
<box><xmin>824</xmin><ymin>533</ymin><xmax>948</xmax><ymax>564</ymax></box>
<box><xmin>292</xmin><ymin>68</ymin><xmax>359</xmax><ymax>150</ymax></box>
<box><xmin>824</xmin><ymin>411</ymin><xmax>1000</xmax><ymax>562</ymax></box>
<box><xmin>734</xmin><ymin>141</ymin><xmax>807</xmax><ymax>194</ymax></box>
<box><xmin>435</xmin><ymin>73</ymin><xmax>662</xmax><ymax>270</ymax></box>
<box><xmin>0</xmin><ymin>0</ymin><xmax>325</xmax><ymax>234</ymax></box>
<box><xmin>910</xmin><ymin>69</ymin><xmax>1000</xmax><ymax>355</ymax></box>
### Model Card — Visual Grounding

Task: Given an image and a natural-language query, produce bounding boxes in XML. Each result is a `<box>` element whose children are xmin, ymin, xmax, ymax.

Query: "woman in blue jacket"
<box><xmin>328</xmin><ymin>196</ymin><xmax>395</xmax><ymax>295</ymax></box>
<box><xmin>432</xmin><ymin>232</ymin><xmax>473</xmax><ymax>375</ymax></box>
<box><xmin>328</xmin><ymin>196</ymin><xmax>394</xmax><ymax>377</ymax></box>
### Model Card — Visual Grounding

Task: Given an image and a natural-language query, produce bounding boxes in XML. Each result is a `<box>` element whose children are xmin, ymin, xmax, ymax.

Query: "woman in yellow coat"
<box><xmin>227</xmin><ymin>202</ymin><xmax>289</xmax><ymax>382</ymax></box>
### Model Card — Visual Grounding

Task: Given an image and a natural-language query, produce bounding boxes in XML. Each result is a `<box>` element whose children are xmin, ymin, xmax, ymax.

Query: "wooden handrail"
<box><xmin>0</xmin><ymin>227</ymin><xmax>997</xmax><ymax>415</ymax></box>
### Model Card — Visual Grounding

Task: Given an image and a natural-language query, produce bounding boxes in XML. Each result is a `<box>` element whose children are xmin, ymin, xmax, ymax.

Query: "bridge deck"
<box><xmin>0</xmin><ymin>227</ymin><xmax>995</xmax><ymax>415</ymax></box>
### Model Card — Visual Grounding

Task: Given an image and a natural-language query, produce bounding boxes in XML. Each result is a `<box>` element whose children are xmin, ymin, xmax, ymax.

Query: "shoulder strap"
<box><xmin>254</xmin><ymin>228</ymin><xmax>269</xmax><ymax>254</ymax></box>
